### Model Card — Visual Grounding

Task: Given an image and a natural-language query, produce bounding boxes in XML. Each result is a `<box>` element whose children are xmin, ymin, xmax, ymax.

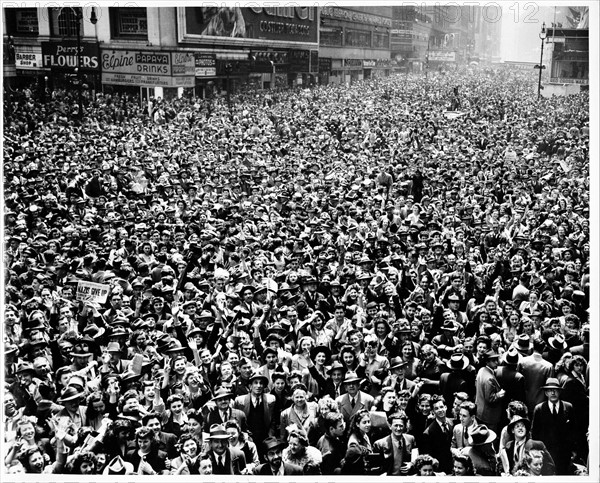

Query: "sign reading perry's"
<box><xmin>42</xmin><ymin>41</ymin><xmax>100</xmax><ymax>71</ymax></box>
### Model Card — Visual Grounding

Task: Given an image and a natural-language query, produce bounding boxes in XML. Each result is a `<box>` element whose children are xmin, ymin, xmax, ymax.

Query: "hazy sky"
<box><xmin>500</xmin><ymin>4</ymin><xmax>579</xmax><ymax>62</ymax></box>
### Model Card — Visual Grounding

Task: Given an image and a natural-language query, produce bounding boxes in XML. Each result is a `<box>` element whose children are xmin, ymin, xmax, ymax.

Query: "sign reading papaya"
<box><xmin>42</xmin><ymin>41</ymin><xmax>100</xmax><ymax>72</ymax></box>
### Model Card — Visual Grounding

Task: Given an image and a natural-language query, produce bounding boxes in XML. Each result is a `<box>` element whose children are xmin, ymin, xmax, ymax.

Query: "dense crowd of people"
<box><xmin>3</xmin><ymin>68</ymin><xmax>590</xmax><ymax>476</ymax></box>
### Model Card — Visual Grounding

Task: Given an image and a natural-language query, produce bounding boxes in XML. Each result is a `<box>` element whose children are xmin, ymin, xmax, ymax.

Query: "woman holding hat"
<box><xmin>499</xmin><ymin>415</ymin><xmax>555</xmax><ymax>476</ymax></box>
<box><xmin>303</xmin><ymin>344</ymin><xmax>332</xmax><ymax>399</ymax></box>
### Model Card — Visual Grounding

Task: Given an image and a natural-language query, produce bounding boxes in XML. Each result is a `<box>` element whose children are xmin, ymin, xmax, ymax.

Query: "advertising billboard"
<box><xmin>42</xmin><ymin>41</ymin><xmax>100</xmax><ymax>72</ymax></box>
<box><xmin>181</xmin><ymin>7</ymin><xmax>318</xmax><ymax>47</ymax></box>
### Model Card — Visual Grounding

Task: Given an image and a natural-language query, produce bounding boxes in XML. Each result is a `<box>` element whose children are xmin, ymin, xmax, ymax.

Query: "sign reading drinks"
<box><xmin>101</xmin><ymin>49</ymin><xmax>195</xmax><ymax>87</ymax></box>
<box><xmin>42</xmin><ymin>41</ymin><xmax>100</xmax><ymax>72</ymax></box>
<box><xmin>183</xmin><ymin>7</ymin><xmax>317</xmax><ymax>44</ymax></box>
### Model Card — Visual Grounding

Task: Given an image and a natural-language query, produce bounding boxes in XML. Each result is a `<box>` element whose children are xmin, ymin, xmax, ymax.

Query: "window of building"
<box><xmin>320</xmin><ymin>27</ymin><xmax>343</xmax><ymax>47</ymax></box>
<box><xmin>49</xmin><ymin>7</ymin><xmax>83</xmax><ymax>38</ymax></box>
<box><xmin>345</xmin><ymin>29</ymin><xmax>371</xmax><ymax>48</ymax></box>
<box><xmin>373</xmin><ymin>32</ymin><xmax>389</xmax><ymax>49</ymax></box>
<box><xmin>110</xmin><ymin>7</ymin><xmax>148</xmax><ymax>39</ymax></box>
<box><xmin>5</xmin><ymin>8</ymin><xmax>39</xmax><ymax>36</ymax></box>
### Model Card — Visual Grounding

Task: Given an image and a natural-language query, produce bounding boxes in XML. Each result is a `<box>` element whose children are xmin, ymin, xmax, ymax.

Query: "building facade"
<box><xmin>3</xmin><ymin>6</ymin><xmax>320</xmax><ymax>100</ymax></box>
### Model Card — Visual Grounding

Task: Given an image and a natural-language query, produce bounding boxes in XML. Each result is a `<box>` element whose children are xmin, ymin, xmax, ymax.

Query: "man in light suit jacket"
<box><xmin>475</xmin><ymin>350</ymin><xmax>505</xmax><ymax>433</ymax></box>
<box><xmin>451</xmin><ymin>400</ymin><xmax>478</xmax><ymax>455</ymax></box>
<box><xmin>205</xmin><ymin>424</ymin><xmax>247</xmax><ymax>475</ymax></box>
<box><xmin>335</xmin><ymin>371</ymin><xmax>374</xmax><ymax>424</ymax></box>
<box><xmin>519</xmin><ymin>337</ymin><xmax>554</xmax><ymax>415</ymax></box>
<box><xmin>253</xmin><ymin>437</ymin><xmax>303</xmax><ymax>475</ymax></box>
<box><xmin>531</xmin><ymin>378</ymin><xmax>574</xmax><ymax>475</ymax></box>
<box><xmin>373</xmin><ymin>412</ymin><xmax>418</xmax><ymax>475</ymax></box>
<box><xmin>233</xmin><ymin>371</ymin><xmax>276</xmax><ymax>458</ymax></box>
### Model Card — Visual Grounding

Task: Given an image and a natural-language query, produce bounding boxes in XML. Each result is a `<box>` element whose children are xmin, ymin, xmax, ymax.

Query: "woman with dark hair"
<box><xmin>68</xmin><ymin>451</ymin><xmax>98</xmax><ymax>474</ymax></box>
<box><xmin>413</xmin><ymin>454</ymin><xmax>440</xmax><ymax>476</ymax></box>
<box><xmin>338</xmin><ymin>344</ymin><xmax>361</xmax><ymax>373</ymax></box>
<box><xmin>346</xmin><ymin>409</ymin><xmax>372</xmax><ymax>455</ymax></box>
<box><xmin>225</xmin><ymin>419</ymin><xmax>260</xmax><ymax>474</ymax></box>
<box><xmin>370</xmin><ymin>386</ymin><xmax>400</xmax><ymax>441</ymax></box>
<box><xmin>399</xmin><ymin>340</ymin><xmax>420</xmax><ymax>380</ymax></box>
<box><xmin>127</xmin><ymin>329</ymin><xmax>150</xmax><ymax>358</ymax></box>
<box><xmin>169</xmin><ymin>433</ymin><xmax>203</xmax><ymax>475</ymax></box>
<box><xmin>85</xmin><ymin>391</ymin><xmax>106</xmax><ymax>431</ymax></box>
<box><xmin>453</xmin><ymin>454</ymin><xmax>476</xmax><ymax>476</ymax></box>
<box><xmin>125</xmin><ymin>426</ymin><xmax>167</xmax><ymax>475</ymax></box>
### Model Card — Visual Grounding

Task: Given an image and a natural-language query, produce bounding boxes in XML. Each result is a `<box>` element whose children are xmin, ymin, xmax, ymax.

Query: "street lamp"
<box><xmin>534</xmin><ymin>22</ymin><xmax>547</xmax><ymax>99</ymax></box>
<box><xmin>425</xmin><ymin>36</ymin><xmax>431</xmax><ymax>78</ymax></box>
<box><xmin>224</xmin><ymin>62</ymin><xmax>232</xmax><ymax>110</ymax></box>
<box><xmin>43</xmin><ymin>76</ymin><xmax>48</xmax><ymax>103</ymax></box>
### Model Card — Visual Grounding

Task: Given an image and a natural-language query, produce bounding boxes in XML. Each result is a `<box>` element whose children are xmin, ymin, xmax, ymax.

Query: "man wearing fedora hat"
<box><xmin>56</xmin><ymin>386</ymin><xmax>88</xmax><ymax>430</ymax></box>
<box><xmin>335</xmin><ymin>371</ymin><xmax>374</xmax><ymax>425</ymax></box>
<box><xmin>531</xmin><ymin>377</ymin><xmax>575</xmax><ymax>474</ymax></box>
<box><xmin>253</xmin><ymin>437</ymin><xmax>303</xmax><ymax>475</ymax></box>
<box><xmin>233</xmin><ymin>371</ymin><xmax>276</xmax><ymax>458</ymax></box>
<box><xmin>495</xmin><ymin>347</ymin><xmax>525</xmax><ymax>426</ymax></box>
<box><xmin>202</xmin><ymin>387</ymin><xmax>247</xmax><ymax>436</ymax></box>
<box><xmin>461</xmin><ymin>424</ymin><xmax>498</xmax><ymax>476</ymax></box>
<box><xmin>519</xmin><ymin>338</ymin><xmax>553</xmax><ymax>414</ymax></box>
<box><xmin>474</xmin><ymin>350</ymin><xmax>505</xmax><ymax>433</ymax></box>
<box><xmin>205</xmin><ymin>423</ymin><xmax>247</xmax><ymax>475</ymax></box>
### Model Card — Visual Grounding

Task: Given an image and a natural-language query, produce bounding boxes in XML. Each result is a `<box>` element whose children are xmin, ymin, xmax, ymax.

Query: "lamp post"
<box><xmin>224</xmin><ymin>62</ymin><xmax>232</xmax><ymax>110</ymax></box>
<box><xmin>535</xmin><ymin>22</ymin><xmax>547</xmax><ymax>100</ymax></box>
<box><xmin>43</xmin><ymin>76</ymin><xmax>48</xmax><ymax>103</ymax></box>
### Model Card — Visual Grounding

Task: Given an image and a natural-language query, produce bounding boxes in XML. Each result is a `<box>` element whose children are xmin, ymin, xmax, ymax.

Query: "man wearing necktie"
<box><xmin>422</xmin><ymin>395</ymin><xmax>454</xmax><ymax>474</ymax></box>
<box><xmin>205</xmin><ymin>424</ymin><xmax>246</xmax><ymax>475</ymax></box>
<box><xmin>531</xmin><ymin>378</ymin><xmax>574</xmax><ymax>474</ymax></box>
<box><xmin>373</xmin><ymin>412</ymin><xmax>418</xmax><ymax>475</ymax></box>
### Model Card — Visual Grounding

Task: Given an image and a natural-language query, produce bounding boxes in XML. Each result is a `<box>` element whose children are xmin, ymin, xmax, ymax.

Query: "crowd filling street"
<box><xmin>3</xmin><ymin>68</ymin><xmax>590</xmax><ymax>476</ymax></box>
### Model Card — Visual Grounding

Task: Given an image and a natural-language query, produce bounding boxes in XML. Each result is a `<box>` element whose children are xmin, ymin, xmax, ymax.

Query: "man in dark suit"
<box><xmin>475</xmin><ymin>350</ymin><xmax>505</xmax><ymax>432</ymax></box>
<box><xmin>495</xmin><ymin>347</ymin><xmax>526</xmax><ymax>426</ymax></box>
<box><xmin>233</xmin><ymin>371</ymin><xmax>276</xmax><ymax>458</ymax></box>
<box><xmin>253</xmin><ymin>437</ymin><xmax>303</xmax><ymax>475</ymax></box>
<box><xmin>373</xmin><ymin>412</ymin><xmax>417</xmax><ymax>475</ymax></box>
<box><xmin>561</xmin><ymin>355</ymin><xmax>589</xmax><ymax>461</ymax></box>
<box><xmin>318</xmin><ymin>411</ymin><xmax>347</xmax><ymax>475</ymax></box>
<box><xmin>202</xmin><ymin>387</ymin><xmax>247</xmax><ymax>436</ymax></box>
<box><xmin>205</xmin><ymin>424</ymin><xmax>247</xmax><ymax>475</ymax></box>
<box><xmin>335</xmin><ymin>371</ymin><xmax>374</xmax><ymax>424</ymax></box>
<box><xmin>421</xmin><ymin>395</ymin><xmax>453</xmax><ymax>474</ymax></box>
<box><xmin>531</xmin><ymin>378</ymin><xmax>574</xmax><ymax>475</ymax></box>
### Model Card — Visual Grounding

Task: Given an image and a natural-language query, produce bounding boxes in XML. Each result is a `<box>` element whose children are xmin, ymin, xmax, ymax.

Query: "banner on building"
<box><xmin>195</xmin><ymin>53</ymin><xmax>217</xmax><ymax>76</ymax></box>
<box><xmin>429</xmin><ymin>51</ymin><xmax>456</xmax><ymax>62</ymax></box>
<box><xmin>182</xmin><ymin>7</ymin><xmax>318</xmax><ymax>45</ymax></box>
<box><xmin>76</xmin><ymin>281</ymin><xmax>110</xmax><ymax>303</ymax></box>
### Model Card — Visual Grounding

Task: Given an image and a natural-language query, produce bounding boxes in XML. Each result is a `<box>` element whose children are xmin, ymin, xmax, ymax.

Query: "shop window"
<box><xmin>345</xmin><ymin>29</ymin><xmax>371</xmax><ymax>48</ymax></box>
<box><xmin>49</xmin><ymin>7</ymin><xmax>83</xmax><ymax>38</ymax></box>
<box><xmin>373</xmin><ymin>32</ymin><xmax>389</xmax><ymax>49</ymax></box>
<box><xmin>110</xmin><ymin>7</ymin><xmax>148</xmax><ymax>39</ymax></box>
<box><xmin>320</xmin><ymin>27</ymin><xmax>343</xmax><ymax>47</ymax></box>
<box><xmin>5</xmin><ymin>8</ymin><xmax>39</xmax><ymax>36</ymax></box>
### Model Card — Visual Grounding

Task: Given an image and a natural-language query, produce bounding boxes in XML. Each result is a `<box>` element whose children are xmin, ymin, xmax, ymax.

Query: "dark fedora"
<box><xmin>389</xmin><ymin>356</ymin><xmax>408</xmax><ymax>370</ymax></box>
<box><xmin>446</xmin><ymin>353</ymin><xmax>469</xmax><ymax>370</ymax></box>
<box><xmin>541</xmin><ymin>377</ymin><xmax>563</xmax><ymax>390</ymax></box>
<box><xmin>502</xmin><ymin>347</ymin><xmax>521</xmax><ymax>365</ymax></box>
<box><xmin>57</xmin><ymin>386</ymin><xmax>83</xmax><ymax>403</ymax></box>
<box><xmin>263</xmin><ymin>436</ymin><xmax>286</xmax><ymax>452</ymax></box>
<box><xmin>467</xmin><ymin>424</ymin><xmax>496</xmax><ymax>446</ymax></box>
<box><xmin>440</xmin><ymin>320</ymin><xmax>458</xmax><ymax>333</ymax></box>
